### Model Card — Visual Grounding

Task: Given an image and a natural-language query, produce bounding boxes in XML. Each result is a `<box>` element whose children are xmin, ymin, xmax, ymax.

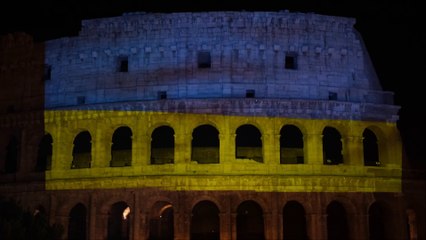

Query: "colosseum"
<box><xmin>0</xmin><ymin>11</ymin><xmax>424</xmax><ymax>240</ymax></box>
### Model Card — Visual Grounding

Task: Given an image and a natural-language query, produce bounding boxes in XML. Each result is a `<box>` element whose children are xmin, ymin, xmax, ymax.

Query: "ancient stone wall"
<box><xmin>44</xmin><ymin>11</ymin><xmax>392</xmax><ymax>109</ymax></box>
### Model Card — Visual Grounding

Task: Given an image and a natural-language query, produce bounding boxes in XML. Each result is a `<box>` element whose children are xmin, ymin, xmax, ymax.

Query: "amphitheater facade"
<box><xmin>1</xmin><ymin>11</ymin><xmax>424</xmax><ymax>240</ymax></box>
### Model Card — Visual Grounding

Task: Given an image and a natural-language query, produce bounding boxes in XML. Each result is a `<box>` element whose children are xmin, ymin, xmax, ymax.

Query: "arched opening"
<box><xmin>149</xmin><ymin>201</ymin><xmax>174</xmax><ymax>240</ymax></box>
<box><xmin>111</xmin><ymin>126</ymin><xmax>132</xmax><ymax>167</ymax></box>
<box><xmin>363</xmin><ymin>129</ymin><xmax>380</xmax><ymax>166</ymax></box>
<box><xmin>237</xmin><ymin>200</ymin><xmax>265</xmax><ymax>240</ymax></box>
<box><xmin>68</xmin><ymin>203</ymin><xmax>87</xmax><ymax>240</ymax></box>
<box><xmin>191</xmin><ymin>124</ymin><xmax>219</xmax><ymax>164</ymax></box>
<box><xmin>235</xmin><ymin>124</ymin><xmax>263</xmax><ymax>163</ymax></box>
<box><xmin>369</xmin><ymin>202</ymin><xmax>388</xmax><ymax>240</ymax></box>
<box><xmin>107</xmin><ymin>201</ymin><xmax>130</xmax><ymax>240</ymax></box>
<box><xmin>280</xmin><ymin>125</ymin><xmax>304</xmax><ymax>164</ymax></box>
<box><xmin>151</xmin><ymin>126</ymin><xmax>175</xmax><ymax>164</ymax></box>
<box><xmin>31</xmin><ymin>205</ymin><xmax>50</xmax><ymax>238</ymax></box>
<box><xmin>72</xmin><ymin>131</ymin><xmax>92</xmax><ymax>169</ymax></box>
<box><xmin>36</xmin><ymin>133</ymin><xmax>52</xmax><ymax>171</ymax></box>
<box><xmin>322</xmin><ymin>127</ymin><xmax>343</xmax><ymax>165</ymax></box>
<box><xmin>283</xmin><ymin>201</ymin><xmax>308</xmax><ymax>240</ymax></box>
<box><xmin>190</xmin><ymin>200</ymin><xmax>220</xmax><ymax>240</ymax></box>
<box><xmin>5</xmin><ymin>136</ymin><xmax>19</xmax><ymax>173</ymax></box>
<box><xmin>327</xmin><ymin>201</ymin><xmax>349</xmax><ymax>240</ymax></box>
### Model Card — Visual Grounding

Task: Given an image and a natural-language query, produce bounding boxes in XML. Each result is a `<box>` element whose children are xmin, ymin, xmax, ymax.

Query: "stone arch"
<box><xmin>5</xmin><ymin>135</ymin><xmax>20</xmax><ymax>173</ymax></box>
<box><xmin>236</xmin><ymin>200</ymin><xmax>265</xmax><ymax>240</ymax></box>
<box><xmin>107</xmin><ymin>201</ymin><xmax>131</xmax><ymax>240</ymax></box>
<box><xmin>68</xmin><ymin>203</ymin><xmax>87</xmax><ymax>240</ymax></box>
<box><xmin>189</xmin><ymin>195</ymin><xmax>224</xmax><ymax>214</ymax></box>
<box><xmin>368</xmin><ymin>201</ymin><xmax>394</xmax><ymax>240</ymax></box>
<box><xmin>326</xmin><ymin>200</ymin><xmax>349</xmax><ymax>240</ymax></box>
<box><xmin>235</xmin><ymin>124</ymin><xmax>263</xmax><ymax>162</ymax></box>
<box><xmin>282</xmin><ymin>200</ymin><xmax>308</xmax><ymax>240</ymax></box>
<box><xmin>363</xmin><ymin>128</ymin><xmax>380</xmax><ymax>166</ymax></box>
<box><xmin>148</xmin><ymin>200</ymin><xmax>174</xmax><ymax>240</ymax></box>
<box><xmin>72</xmin><ymin>131</ymin><xmax>92</xmax><ymax>169</ymax></box>
<box><xmin>322</xmin><ymin>126</ymin><xmax>343</xmax><ymax>165</ymax></box>
<box><xmin>364</xmin><ymin>125</ymin><xmax>388</xmax><ymax>166</ymax></box>
<box><xmin>190</xmin><ymin>200</ymin><xmax>220</xmax><ymax>240</ymax></box>
<box><xmin>110</xmin><ymin>126</ymin><xmax>132</xmax><ymax>167</ymax></box>
<box><xmin>191</xmin><ymin>124</ymin><xmax>220</xmax><ymax>164</ymax></box>
<box><xmin>151</xmin><ymin>125</ymin><xmax>175</xmax><ymax>164</ymax></box>
<box><xmin>36</xmin><ymin>133</ymin><xmax>53</xmax><ymax>171</ymax></box>
<box><xmin>280</xmin><ymin>124</ymin><xmax>304</xmax><ymax>164</ymax></box>
<box><xmin>280</xmin><ymin>197</ymin><xmax>313</xmax><ymax>216</ymax></box>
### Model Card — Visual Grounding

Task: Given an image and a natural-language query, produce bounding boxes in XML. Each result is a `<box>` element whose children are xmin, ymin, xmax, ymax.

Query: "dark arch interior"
<box><xmin>151</xmin><ymin>126</ymin><xmax>175</xmax><ymax>164</ymax></box>
<box><xmin>237</xmin><ymin>200</ymin><xmax>265</xmax><ymax>240</ymax></box>
<box><xmin>149</xmin><ymin>201</ymin><xmax>174</xmax><ymax>240</ymax></box>
<box><xmin>111</xmin><ymin>126</ymin><xmax>132</xmax><ymax>167</ymax></box>
<box><xmin>283</xmin><ymin>201</ymin><xmax>307</xmax><ymax>240</ymax></box>
<box><xmin>363</xmin><ymin>128</ymin><xmax>380</xmax><ymax>166</ymax></box>
<box><xmin>5</xmin><ymin>136</ymin><xmax>19</xmax><ymax>173</ymax></box>
<box><xmin>235</xmin><ymin>124</ymin><xmax>263</xmax><ymax>162</ymax></box>
<box><xmin>68</xmin><ymin>203</ymin><xmax>87</xmax><ymax>240</ymax></box>
<box><xmin>322</xmin><ymin>127</ymin><xmax>343</xmax><ymax>165</ymax></box>
<box><xmin>191</xmin><ymin>200</ymin><xmax>220</xmax><ymax>240</ymax></box>
<box><xmin>192</xmin><ymin>124</ymin><xmax>219</xmax><ymax>164</ymax></box>
<box><xmin>108</xmin><ymin>201</ymin><xmax>130</xmax><ymax>240</ymax></box>
<box><xmin>280</xmin><ymin>125</ymin><xmax>304</xmax><ymax>164</ymax></box>
<box><xmin>36</xmin><ymin>133</ymin><xmax>53</xmax><ymax>171</ymax></box>
<box><xmin>72</xmin><ymin>131</ymin><xmax>92</xmax><ymax>169</ymax></box>
<box><xmin>326</xmin><ymin>201</ymin><xmax>348</xmax><ymax>240</ymax></box>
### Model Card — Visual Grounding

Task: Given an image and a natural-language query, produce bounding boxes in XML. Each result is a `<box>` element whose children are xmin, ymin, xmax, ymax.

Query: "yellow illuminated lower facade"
<box><xmin>45</xmin><ymin>110</ymin><xmax>402</xmax><ymax>193</ymax></box>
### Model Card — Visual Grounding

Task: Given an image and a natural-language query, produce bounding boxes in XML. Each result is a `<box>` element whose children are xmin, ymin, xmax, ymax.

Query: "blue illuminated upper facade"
<box><xmin>43</xmin><ymin>11</ymin><xmax>398</xmax><ymax>121</ymax></box>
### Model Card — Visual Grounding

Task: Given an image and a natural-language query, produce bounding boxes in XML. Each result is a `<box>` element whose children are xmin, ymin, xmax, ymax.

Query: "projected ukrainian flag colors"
<box><xmin>40</xmin><ymin>12</ymin><xmax>402</xmax><ymax>193</ymax></box>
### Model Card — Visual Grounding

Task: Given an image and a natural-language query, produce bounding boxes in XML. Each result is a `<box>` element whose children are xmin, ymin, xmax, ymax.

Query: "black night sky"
<box><xmin>1</xmin><ymin>0</ymin><xmax>424</xmax><ymax>166</ymax></box>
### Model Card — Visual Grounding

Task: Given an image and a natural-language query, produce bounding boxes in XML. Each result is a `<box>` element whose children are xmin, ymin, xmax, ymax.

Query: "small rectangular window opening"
<box><xmin>118</xmin><ymin>56</ymin><xmax>129</xmax><ymax>72</ymax></box>
<box><xmin>197</xmin><ymin>51</ymin><xmax>211</xmax><ymax>68</ymax></box>
<box><xmin>246</xmin><ymin>89</ymin><xmax>255</xmax><ymax>98</ymax></box>
<box><xmin>77</xmin><ymin>96</ymin><xmax>86</xmax><ymax>105</ymax></box>
<box><xmin>285</xmin><ymin>54</ymin><xmax>297</xmax><ymax>70</ymax></box>
<box><xmin>44</xmin><ymin>64</ymin><xmax>52</xmax><ymax>81</ymax></box>
<box><xmin>158</xmin><ymin>91</ymin><xmax>167</xmax><ymax>100</ymax></box>
<box><xmin>328</xmin><ymin>92</ymin><xmax>337</xmax><ymax>100</ymax></box>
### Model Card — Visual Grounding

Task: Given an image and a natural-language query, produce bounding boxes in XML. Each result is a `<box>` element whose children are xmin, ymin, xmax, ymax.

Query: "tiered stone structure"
<box><xmin>1</xmin><ymin>11</ymin><xmax>424</xmax><ymax>240</ymax></box>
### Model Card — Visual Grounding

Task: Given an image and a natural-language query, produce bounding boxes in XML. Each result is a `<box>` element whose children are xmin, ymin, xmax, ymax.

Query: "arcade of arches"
<box><xmin>0</xmin><ymin>111</ymin><xmax>409</xmax><ymax>239</ymax></box>
<box><xmin>28</xmin><ymin>190</ymin><xmax>416</xmax><ymax>240</ymax></box>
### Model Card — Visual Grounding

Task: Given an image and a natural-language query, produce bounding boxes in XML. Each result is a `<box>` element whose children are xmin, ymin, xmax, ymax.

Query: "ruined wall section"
<box><xmin>44</xmin><ymin>11</ymin><xmax>392</xmax><ymax>109</ymax></box>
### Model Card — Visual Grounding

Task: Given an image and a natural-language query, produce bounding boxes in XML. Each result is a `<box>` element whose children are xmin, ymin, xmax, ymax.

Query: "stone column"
<box><xmin>93</xmin><ymin>125</ymin><xmax>109</xmax><ymax>168</ymax></box>
<box><xmin>132</xmin><ymin>193</ymin><xmax>141</xmax><ymax>240</ymax></box>
<box><xmin>262</xmin><ymin>132</ymin><xmax>276</xmax><ymax>165</ymax></box>
<box><xmin>88</xmin><ymin>194</ymin><xmax>97</xmax><ymax>240</ymax></box>
<box><xmin>277</xmin><ymin>212</ymin><xmax>283</xmax><ymax>240</ymax></box>
<box><xmin>342</xmin><ymin>135</ymin><xmax>363</xmax><ymax>166</ymax></box>
<box><xmin>56</xmin><ymin>128</ymin><xmax>73</xmax><ymax>171</ymax></box>
<box><xmin>304</xmin><ymin>132</ymin><xmax>323</xmax><ymax>165</ymax></box>
<box><xmin>231</xmin><ymin>213</ymin><xmax>237</xmax><ymax>240</ymax></box>
<box><xmin>220</xmin><ymin>212</ymin><xmax>231</xmax><ymax>240</ymax></box>
<box><xmin>219</xmin><ymin>133</ymin><xmax>231</xmax><ymax>164</ymax></box>
<box><xmin>263</xmin><ymin>212</ymin><xmax>276</xmax><ymax>240</ymax></box>
<box><xmin>220</xmin><ymin>196</ymin><xmax>232</xmax><ymax>240</ymax></box>
<box><xmin>174</xmin><ymin>129</ymin><xmax>191</xmax><ymax>165</ymax></box>
<box><xmin>353</xmin><ymin>213</ymin><xmax>368</xmax><ymax>240</ymax></box>
<box><xmin>274</xmin><ymin>134</ymin><xmax>281</xmax><ymax>164</ymax></box>
<box><xmin>308</xmin><ymin>212</ymin><xmax>327</xmax><ymax>240</ymax></box>
<box><xmin>96</xmin><ymin>213</ymin><xmax>109</xmax><ymax>240</ymax></box>
<box><xmin>131</xmin><ymin>134</ymin><xmax>141</xmax><ymax>167</ymax></box>
<box><xmin>173</xmin><ymin>209</ymin><xmax>186</xmax><ymax>240</ymax></box>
